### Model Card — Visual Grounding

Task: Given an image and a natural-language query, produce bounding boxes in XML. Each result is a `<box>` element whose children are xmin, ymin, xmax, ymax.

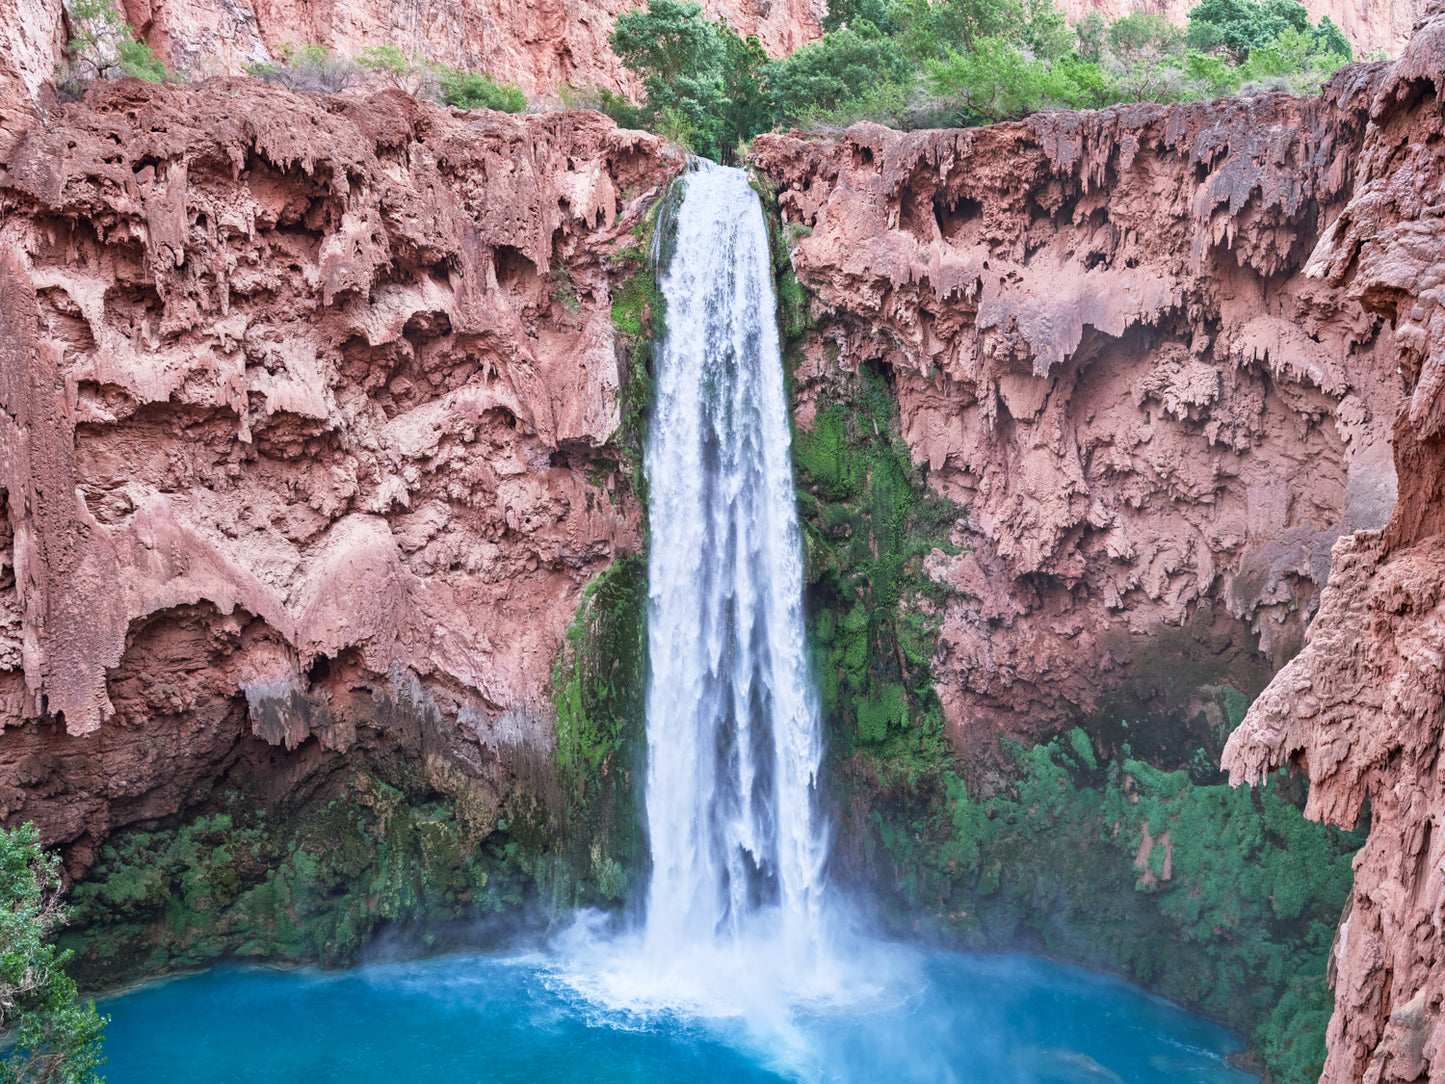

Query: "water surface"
<box><xmin>100</xmin><ymin>949</ymin><xmax>1256</xmax><ymax>1083</ymax></box>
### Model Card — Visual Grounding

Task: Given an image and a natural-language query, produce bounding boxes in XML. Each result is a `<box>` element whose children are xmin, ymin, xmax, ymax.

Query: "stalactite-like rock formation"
<box><xmin>0</xmin><ymin>79</ymin><xmax>680</xmax><ymax>869</ymax></box>
<box><xmin>753</xmin><ymin>68</ymin><xmax>1404</xmax><ymax>748</ymax></box>
<box><xmin>1223</xmin><ymin>7</ymin><xmax>1445</xmax><ymax>1080</ymax></box>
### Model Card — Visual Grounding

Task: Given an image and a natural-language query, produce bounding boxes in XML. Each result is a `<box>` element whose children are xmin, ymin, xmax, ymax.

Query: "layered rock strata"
<box><xmin>754</xmin><ymin>68</ymin><xmax>1404</xmax><ymax>750</ymax></box>
<box><xmin>1224</xmin><ymin>6</ymin><xmax>1445</xmax><ymax>1081</ymax></box>
<box><xmin>0</xmin><ymin>0</ymin><xmax>824</xmax><ymax>118</ymax></box>
<box><xmin>0</xmin><ymin>79</ymin><xmax>680</xmax><ymax>872</ymax></box>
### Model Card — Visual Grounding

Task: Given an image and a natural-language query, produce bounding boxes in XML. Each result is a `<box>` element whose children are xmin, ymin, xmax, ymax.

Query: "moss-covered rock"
<box><xmin>778</xmin><ymin>262</ymin><xmax>1361</xmax><ymax>1084</ymax></box>
<box><xmin>548</xmin><ymin>553</ymin><xmax>650</xmax><ymax>907</ymax></box>
<box><xmin>59</xmin><ymin>771</ymin><xmax>538</xmax><ymax>988</ymax></box>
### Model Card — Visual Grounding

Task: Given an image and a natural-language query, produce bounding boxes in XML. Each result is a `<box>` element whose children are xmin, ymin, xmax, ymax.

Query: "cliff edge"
<box><xmin>0</xmin><ymin>79</ymin><xmax>680</xmax><ymax>871</ymax></box>
<box><xmin>1223</xmin><ymin>5</ymin><xmax>1445</xmax><ymax>1080</ymax></box>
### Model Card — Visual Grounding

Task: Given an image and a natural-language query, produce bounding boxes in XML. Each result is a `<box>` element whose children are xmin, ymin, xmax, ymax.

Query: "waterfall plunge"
<box><xmin>642</xmin><ymin>162</ymin><xmax>829</xmax><ymax>966</ymax></box>
<box><xmin>552</xmin><ymin>165</ymin><xmax>863</xmax><ymax>1032</ymax></box>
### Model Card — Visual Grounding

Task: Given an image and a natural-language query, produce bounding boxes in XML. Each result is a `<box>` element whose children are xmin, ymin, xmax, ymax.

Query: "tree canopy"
<box><xmin>601</xmin><ymin>0</ymin><xmax>1357</xmax><ymax>152</ymax></box>
<box><xmin>1</xmin><ymin>824</ymin><xmax>107</xmax><ymax>1084</ymax></box>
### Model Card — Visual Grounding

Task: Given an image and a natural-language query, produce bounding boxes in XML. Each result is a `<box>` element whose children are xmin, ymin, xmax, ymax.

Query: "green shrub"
<box><xmin>58</xmin><ymin>0</ymin><xmax>173</xmax><ymax>93</ymax></box>
<box><xmin>435</xmin><ymin>67</ymin><xmax>527</xmax><ymax>112</ymax></box>
<box><xmin>1</xmin><ymin>824</ymin><xmax>108</xmax><ymax>1084</ymax></box>
<box><xmin>246</xmin><ymin>44</ymin><xmax>358</xmax><ymax>94</ymax></box>
<box><xmin>358</xmin><ymin>44</ymin><xmax>432</xmax><ymax>94</ymax></box>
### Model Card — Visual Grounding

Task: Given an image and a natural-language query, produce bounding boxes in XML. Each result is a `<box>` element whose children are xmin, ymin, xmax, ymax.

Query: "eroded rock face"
<box><xmin>0</xmin><ymin>0</ymin><xmax>824</xmax><ymax>117</ymax></box>
<box><xmin>1223</xmin><ymin>7</ymin><xmax>1445</xmax><ymax>1081</ymax></box>
<box><xmin>0</xmin><ymin>79</ymin><xmax>680</xmax><ymax>869</ymax></box>
<box><xmin>754</xmin><ymin>69</ymin><xmax>1403</xmax><ymax>747</ymax></box>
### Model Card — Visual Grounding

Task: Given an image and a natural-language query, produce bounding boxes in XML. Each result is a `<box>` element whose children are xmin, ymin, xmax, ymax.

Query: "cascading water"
<box><xmin>641</xmin><ymin>162</ymin><xmax>829</xmax><ymax>963</ymax></box>
<box><xmin>92</xmin><ymin>160</ymin><xmax>1263</xmax><ymax>1084</ymax></box>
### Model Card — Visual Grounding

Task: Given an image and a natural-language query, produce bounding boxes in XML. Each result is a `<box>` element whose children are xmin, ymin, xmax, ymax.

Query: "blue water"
<box><xmin>99</xmin><ymin>949</ymin><xmax>1255</xmax><ymax>1083</ymax></box>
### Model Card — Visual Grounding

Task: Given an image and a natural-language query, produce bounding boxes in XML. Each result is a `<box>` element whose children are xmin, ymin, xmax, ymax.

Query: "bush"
<box><xmin>246</xmin><ymin>44</ymin><xmax>359</xmax><ymax>93</ymax></box>
<box><xmin>436</xmin><ymin>67</ymin><xmax>527</xmax><ymax>112</ymax></box>
<box><xmin>244</xmin><ymin>44</ymin><xmax>528</xmax><ymax>110</ymax></box>
<box><xmin>0</xmin><ymin>824</ymin><xmax>108</xmax><ymax>1084</ymax></box>
<box><xmin>357</xmin><ymin>44</ymin><xmax>431</xmax><ymax>94</ymax></box>
<box><xmin>58</xmin><ymin>0</ymin><xmax>173</xmax><ymax>94</ymax></box>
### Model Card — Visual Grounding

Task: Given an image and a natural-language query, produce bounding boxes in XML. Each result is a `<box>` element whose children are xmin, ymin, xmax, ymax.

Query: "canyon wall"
<box><xmin>0</xmin><ymin>0</ymin><xmax>824</xmax><ymax>116</ymax></box>
<box><xmin>0</xmin><ymin>78</ymin><xmax>680</xmax><ymax>874</ymax></box>
<box><xmin>753</xmin><ymin>64</ymin><xmax>1403</xmax><ymax>752</ymax></box>
<box><xmin>1223</xmin><ymin>6</ymin><xmax>1445</xmax><ymax>1081</ymax></box>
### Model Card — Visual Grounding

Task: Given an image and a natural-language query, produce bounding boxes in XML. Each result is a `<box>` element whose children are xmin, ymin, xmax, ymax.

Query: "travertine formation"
<box><xmin>754</xmin><ymin>72</ymin><xmax>1403</xmax><ymax>746</ymax></box>
<box><xmin>0</xmin><ymin>78</ymin><xmax>679</xmax><ymax>868</ymax></box>
<box><xmin>1223</xmin><ymin>6</ymin><xmax>1445</xmax><ymax>1081</ymax></box>
<box><xmin>0</xmin><ymin>0</ymin><xmax>824</xmax><ymax>115</ymax></box>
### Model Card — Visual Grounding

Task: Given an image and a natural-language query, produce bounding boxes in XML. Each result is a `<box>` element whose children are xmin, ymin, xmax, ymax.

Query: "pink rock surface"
<box><xmin>754</xmin><ymin>68</ymin><xmax>1403</xmax><ymax>749</ymax></box>
<box><xmin>1223</xmin><ymin>5</ymin><xmax>1445</xmax><ymax>1079</ymax></box>
<box><xmin>0</xmin><ymin>79</ymin><xmax>681</xmax><ymax>862</ymax></box>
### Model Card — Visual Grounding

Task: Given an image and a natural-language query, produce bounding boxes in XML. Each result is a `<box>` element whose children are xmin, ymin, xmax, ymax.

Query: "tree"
<box><xmin>768</xmin><ymin>23</ymin><xmax>912</xmax><ymax>124</ymax></box>
<box><xmin>609</xmin><ymin>0</ymin><xmax>769</xmax><ymax>160</ymax></box>
<box><xmin>60</xmin><ymin>0</ymin><xmax>170</xmax><ymax>90</ymax></box>
<box><xmin>0</xmin><ymin>824</ymin><xmax>107</xmax><ymax>1084</ymax></box>
<box><xmin>1186</xmin><ymin>0</ymin><xmax>1312</xmax><ymax>59</ymax></box>
<box><xmin>611</xmin><ymin>0</ymin><xmax>723</xmax><ymax>88</ymax></box>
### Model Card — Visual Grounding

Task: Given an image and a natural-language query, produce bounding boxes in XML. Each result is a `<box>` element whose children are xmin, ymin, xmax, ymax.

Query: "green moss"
<box><xmin>793</xmin><ymin>362</ymin><xmax>963</xmax><ymax>770</ymax></box>
<box><xmin>547</xmin><ymin>554</ymin><xmax>649</xmax><ymax>906</ymax></box>
<box><xmin>59</xmin><ymin>776</ymin><xmax>541</xmax><ymax>987</ymax></box>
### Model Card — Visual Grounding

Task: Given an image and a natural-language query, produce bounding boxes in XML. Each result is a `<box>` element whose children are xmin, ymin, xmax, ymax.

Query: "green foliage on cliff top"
<box><xmin>602</xmin><ymin>0</ymin><xmax>1355</xmax><ymax>146</ymax></box>
<box><xmin>1</xmin><ymin>825</ymin><xmax>107</xmax><ymax>1084</ymax></box>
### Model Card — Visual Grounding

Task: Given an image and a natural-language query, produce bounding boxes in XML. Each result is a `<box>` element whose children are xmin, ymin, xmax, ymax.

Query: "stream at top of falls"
<box><xmin>94</xmin><ymin>164</ymin><xmax>1258</xmax><ymax>1083</ymax></box>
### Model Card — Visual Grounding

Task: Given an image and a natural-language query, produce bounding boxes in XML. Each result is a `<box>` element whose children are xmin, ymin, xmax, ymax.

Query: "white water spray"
<box><xmin>642</xmin><ymin>162</ymin><xmax>829</xmax><ymax>965</ymax></box>
<box><xmin>549</xmin><ymin>165</ymin><xmax>875</xmax><ymax>1044</ymax></box>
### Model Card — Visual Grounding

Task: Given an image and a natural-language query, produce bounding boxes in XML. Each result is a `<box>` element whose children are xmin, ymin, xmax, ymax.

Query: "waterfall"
<box><xmin>641</xmin><ymin>162</ymin><xmax>829</xmax><ymax>963</ymax></box>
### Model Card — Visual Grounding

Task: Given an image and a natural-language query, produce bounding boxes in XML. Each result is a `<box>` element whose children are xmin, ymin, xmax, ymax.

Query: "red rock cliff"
<box><xmin>0</xmin><ymin>0</ymin><xmax>824</xmax><ymax>115</ymax></box>
<box><xmin>1223</xmin><ymin>5</ymin><xmax>1445</xmax><ymax>1080</ymax></box>
<box><xmin>0</xmin><ymin>79</ymin><xmax>680</xmax><ymax>867</ymax></box>
<box><xmin>753</xmin><ymin>65</ymin><xmax>1403</xmax><ymax>749</ymax></box>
